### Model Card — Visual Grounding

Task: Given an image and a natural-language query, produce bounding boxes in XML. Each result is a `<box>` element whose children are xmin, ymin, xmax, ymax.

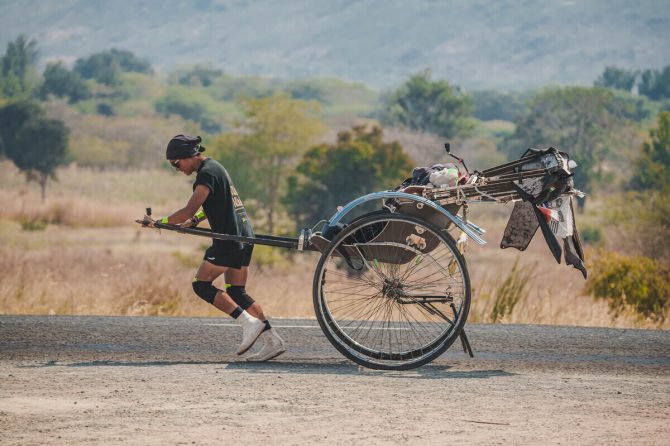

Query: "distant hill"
<box><xmin>1</xmin><ymin>0</ymin><xmax>668</xmax><ymax>90</ymax></box>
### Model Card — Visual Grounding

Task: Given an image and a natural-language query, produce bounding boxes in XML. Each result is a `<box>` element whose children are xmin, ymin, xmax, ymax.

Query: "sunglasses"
<box><xmin>169</xmin><ymin>159</ymin><xmax>181</xmax><ymax>169</ymax></box>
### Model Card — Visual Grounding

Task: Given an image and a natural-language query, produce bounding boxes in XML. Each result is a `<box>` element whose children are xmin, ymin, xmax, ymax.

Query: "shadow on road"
<box><xmin>19</xmin><ymin>359</ymin><xmax>226</xmax><ymax>368</ymax></box>
<box><xmin>228</xmin><ymin>361</ymin><xmax>517</xmax><ymax>380</ymax></box>
<box><xmin>21</xmin><ymin>359</ymin><xmax>516</xmax><ymax>380</ymax></box>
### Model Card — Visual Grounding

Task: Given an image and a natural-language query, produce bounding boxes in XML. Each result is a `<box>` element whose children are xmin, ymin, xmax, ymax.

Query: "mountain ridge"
<box><xmin>1</xmin><ymin>0</ymin><xmax>668</xmax><ymax>90</ymax></box>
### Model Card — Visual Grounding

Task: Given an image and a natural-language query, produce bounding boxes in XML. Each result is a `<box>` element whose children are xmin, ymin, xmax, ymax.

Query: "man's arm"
<box><xmin>161</xmin><ymin>184</ymin><xmax>210</xmax><ymax>224</ymax></box>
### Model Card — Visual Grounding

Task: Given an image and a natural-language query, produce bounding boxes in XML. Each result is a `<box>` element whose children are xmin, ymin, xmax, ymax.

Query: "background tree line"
<box><xmin>2</xmin><ymin>33</ymin><xmax>669</xmax><ymax>214</ymax></box>
<box><xmin>595</xmin><ymin>65</ymin><xmax>670</xmax><ymax>102</ymax></box>
<box><xmin>1</xmin><ymin>32</ymin><xmax>669</xmax><ymax>320</ymax></box>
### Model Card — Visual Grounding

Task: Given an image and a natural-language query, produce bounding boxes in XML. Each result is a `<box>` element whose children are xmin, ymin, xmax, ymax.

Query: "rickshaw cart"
<box><xmin>143</xmin><ymin>146</ymin><xmax>586</xmax><ymax>370</ymax></box>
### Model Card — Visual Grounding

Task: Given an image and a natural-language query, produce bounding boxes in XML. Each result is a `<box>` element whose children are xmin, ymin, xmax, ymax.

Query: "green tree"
<box><xmin>594</xmin><ymin>66</ymin><xmax>637</xmax><ymax>92</ymax></box>
<box><xmin>213</xmin><ymin>75</ymin><xmax>277</xmax><ymax>101</ymax></box>
<box><xmin>285</xmin><ymin>81</ymin><xmax>326</xmax><ymax>103</ymax></box>
<box><xmin>173</xmin><ymin>65</ymin><xmax>223</xmax><ymax>87</ymax></box>
<box><xmin>74</xmin><ymin>48</ymin><xmax>153</xmax><ymax>86</ymax></box>
<box><xmin>605</xmin><ymin>113</ymin><xmax>670</xmax><ymax>266</ymax></box>
<box><xmin>499</xmin><ymin>87</ymin><xmax>619</xmax><ymax>205</ymax></box>
<box><xmin>155</xmin><ymin>86</ymin><xmax>223</xmax><ymax>133</ymax></box>
<box><xmin>631</xmin><ymin>111</ymin><xmax>670</xmax><ymax>191</ymax></box>
<box><xmin>0</xmin><ymin>101</ymin><xmax>69</xmax><ymax>201</ymax></box>
<box><xmin>210</xmin><ymin>95</ymin><xmax>326</xmax><ymax>233</ymax></box>
<box><xmin>12</xmin><ymin>118</ymin><xmax>69</xmax><ymax>201</ymax></box>
<box><xmin>209</xmin><ymin>132</ymin><xmax>262</xmax><ymax>205</ymax></box>
<box><xmin>639</xmin><ymin>65</ymin><xmax>670</xmax><ymax>101</ymax></box>
<box><xmin>607</xmin><ymin>91</ymin><xmax>650</xmax><ymax>122</ymax></box>
<box><xmin>1</xmin><ymin>34</ymin><xmax>39</xmax><ymax>98</ymax></box>
<box><xmin>379</xmin><ymin>70</ymin><xmax>473</xmax><ymax>139</ymax></box>
<box><xmin>39</xmin><ymin>61</ymin><xmax>90</xmax><ymax>103</ymax></box>
<box><xmin>471</xmin><ymin>90</ymin><xmax>528</xmax><ymax>122</ymax></box>
<box><xmin>285</xmin><ymin>125</ymin><xmax>414</xmax><ymax>229</ymax></box>
<box><xmin>0</xmin><ymin>100</ymin><xmax>44</xmax><ymax>158</ymax></box>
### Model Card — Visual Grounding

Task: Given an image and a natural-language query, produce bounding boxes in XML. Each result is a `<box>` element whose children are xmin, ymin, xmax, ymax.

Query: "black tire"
<box><xmin>312</xmin><ymin>213</ymin><xmax>471</xmax><ymax>370</ymax></box>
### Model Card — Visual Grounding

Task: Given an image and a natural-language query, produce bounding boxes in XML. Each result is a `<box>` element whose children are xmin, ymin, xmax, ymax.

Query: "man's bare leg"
<box><xmin>195</xmin><ymin>261</ymin><xmax>237</xmax><ymax>314</ymax></box>
<box><xmin>223</xmin><ymin>267</ymin><xmax>286</xmax><ymax>362</ymax></box>
<box><xmin>195</xmin><ymin>261</ymin><xmax>264</xmax><ymax>353</ymax></box>
<box><xmin>225</xmin><ymin>267</ymin><xmax>266</xmax><ymax>321</ymax></box>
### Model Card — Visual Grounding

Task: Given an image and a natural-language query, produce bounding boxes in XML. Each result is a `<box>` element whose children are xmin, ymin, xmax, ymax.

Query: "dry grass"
<box><xmin>0</xmin><ymin>161</ymin><xmax>192</xmax><ymax>204</ymax></box>
<box><xmin>0</xmin><ymin>188</ymin><xmax>133</xmax><ymax>228</ymax></box>
<box><xmin>0</xmin><ymin>225</ymin><xmax>196</xmax><ymax>316</ymax></box>
<box><xmin>0</xmin><ymin>219</ymin><xmax>666</xmax><ymax>329</ymax></box>
<box><xmin>465</xmin><ymin>241</ymin><xmax>669</xmax><ymax>329</ymax></box>
<box><xmin>0</xmin><ymin>163</ymin><xmax>666</xmax><ymax>328</ymax></box>
<box><xmin>0</xmin><ymin>223</ymin><xmax>317</xmax><ymax>318</ymax></box>
<box><xmin>0</xmin><ymin>161</ymin><xmax>197</xmax><ymax>228</ymax></box>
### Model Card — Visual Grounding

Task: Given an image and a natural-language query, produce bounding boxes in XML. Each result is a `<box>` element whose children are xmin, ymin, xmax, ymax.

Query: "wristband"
<box><xmin>195</xmin><ymin>210</ymin><xmax>205</xmax><ymax>220</ymax></box>
<box><xmin>160</xmin><ymin>217</ymin><xmax>169</xmax><ymax>224</ymax></box>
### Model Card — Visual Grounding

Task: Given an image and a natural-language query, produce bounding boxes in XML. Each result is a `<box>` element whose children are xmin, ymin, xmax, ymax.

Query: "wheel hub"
<box><xmin>382</xmin><ymin>278</ymin><xmax>405</xmax><ymax>299</ymax></box>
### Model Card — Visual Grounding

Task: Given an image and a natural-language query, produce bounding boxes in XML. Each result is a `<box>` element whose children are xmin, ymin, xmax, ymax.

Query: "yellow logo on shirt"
<box><xmin>230</xmin><ymin>185</ymin><xmax>244</xmax><ymax>210</ymax></box>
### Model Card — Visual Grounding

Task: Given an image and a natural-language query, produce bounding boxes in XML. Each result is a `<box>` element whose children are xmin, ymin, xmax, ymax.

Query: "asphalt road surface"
<box><xmin>1</xmin><ymin>316</ymin><xmax>668</xmax><ymax>445</ymax></box>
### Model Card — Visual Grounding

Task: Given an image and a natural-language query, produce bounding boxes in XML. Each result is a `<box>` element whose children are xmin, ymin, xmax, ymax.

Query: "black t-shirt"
<box><xmin>193</xmin><ymin>158</ymin><xmax>254</xmax><ymax>252</ymax></box>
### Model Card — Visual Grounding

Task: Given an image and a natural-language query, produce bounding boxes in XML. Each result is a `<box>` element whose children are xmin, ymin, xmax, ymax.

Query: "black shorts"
<box><xmin>204</xmin><ymin>244</ymin><xmax>254</xmax><ymax>269</ymax></box>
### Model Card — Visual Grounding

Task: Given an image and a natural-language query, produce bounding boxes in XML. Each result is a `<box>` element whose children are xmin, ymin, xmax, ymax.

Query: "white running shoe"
<box><xmin>236</xmin><ymin>312</ymin><xmax>265</xmax><ymax>355</ymax></box>
<box><xmin>246</xmin><ymin>329</ymin><xmax>286</xmax><ymax>362</ymax></box>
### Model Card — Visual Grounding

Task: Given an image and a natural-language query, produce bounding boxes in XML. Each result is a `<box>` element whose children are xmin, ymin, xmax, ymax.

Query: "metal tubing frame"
<box><xmin>150</xmin><ymin>191</ymin><xmax>487</xmax><ymax>250</ymax></box>
<box><xmin>151</xmin><ymin>223</ymin><xmax>320</xmax><ymax>251</ymax></box>
<box><xmin>326</xmin><ymin>191</ymin><xmax>487</xmax><ymax>245</ymax></box>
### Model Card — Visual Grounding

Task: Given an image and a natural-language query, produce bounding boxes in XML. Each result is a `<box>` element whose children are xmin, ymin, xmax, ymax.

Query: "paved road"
<box><xmin>1</xmin><ymin>316</ymin><xmax>668</xmax><ymax>372</ymax></box>
<box><xmin>1</xmin><ymin>316</ymin><xmax>669</xmax><ymax>445</ymax></box>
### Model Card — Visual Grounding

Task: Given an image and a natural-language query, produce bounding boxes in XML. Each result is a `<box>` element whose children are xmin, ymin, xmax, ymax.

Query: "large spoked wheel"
<box><xmin>313</xmin><ymin>212</ymin><xmax>471</xmax><ymax>370</ymax></box>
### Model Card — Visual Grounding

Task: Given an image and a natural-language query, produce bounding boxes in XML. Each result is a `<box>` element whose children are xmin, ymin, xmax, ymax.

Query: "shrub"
<box><xmin>173</xmin><ymin>65</ymin><xmax>223</xmax><ymax>87</ymax></box>
<box><xmin>96</xmin><ymin>103</ymin><xmax>114</xmax><ymax>116</ymax></box>
<box><xmin>585</xmin><ymin>250</ymin><xmax>670</xmax><ymax>321</ymax></box>
<box><xmin>252</xmin><ymin>245</ymin><xmax>287</xmax><ymax>269</ymax></box>
<box><xmin>19</xmin><ymin>218</ymin><xmax>47</xmax><ymax>231</ymax></box>
<box><xmin>155</xmin><ymin>86</ymin><xmax>223</xmax><ymax>133</ymax></box>
<box><xmin>606</xmin><ymin>191</ymin><xmax>670</xmax><ymax>264</ymax></box>
<box><xmin>74</xmin><ymin>48</ymin><xmax>153</xmax><ymax>86</ymax></box>
<box><xmin>580</xmin><ymin>226</ymin><xmax>603</xmax><ymax>245</ymax></box>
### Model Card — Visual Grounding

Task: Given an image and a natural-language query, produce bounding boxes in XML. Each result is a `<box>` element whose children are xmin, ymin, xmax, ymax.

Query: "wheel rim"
<box><xmin>316</xmin><ymin>215</ymin><xmax>469</xmax><ymax>368</ymax></box>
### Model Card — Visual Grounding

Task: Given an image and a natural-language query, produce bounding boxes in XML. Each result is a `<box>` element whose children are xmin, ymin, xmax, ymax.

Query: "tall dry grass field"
<box><xmin>0</xmin><ymin>222</ymin><xmax>320</xmax><ymax>318</ymax></box>
<box><xmin>0</xmin><ymin>162</ymin><xmax>666</xmax><ymax>328</ymax></box>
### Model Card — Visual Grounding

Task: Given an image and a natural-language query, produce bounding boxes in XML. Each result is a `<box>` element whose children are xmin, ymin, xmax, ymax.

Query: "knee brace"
<box><xmin>192</xmin><ymin>279</ymin><xmax>219</xmax><ymax>304</ymax></box>
<box><xmin>227</xmin><ymin>285</ymin><xmax>255</xmax><ymax>310</ymax></box>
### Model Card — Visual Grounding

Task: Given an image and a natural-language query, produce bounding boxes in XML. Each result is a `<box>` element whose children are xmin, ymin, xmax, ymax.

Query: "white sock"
<box><xmin>237</xmin><ymin>310</ymin><xmax>258</xmax><ymax>325</ymax></box>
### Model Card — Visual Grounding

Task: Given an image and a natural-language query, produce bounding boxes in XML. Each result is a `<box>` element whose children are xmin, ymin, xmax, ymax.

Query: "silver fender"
<box><xmin>326</xmin><ymin>191</ymin><xmax>486</xmax><ymax>245</ymax></box>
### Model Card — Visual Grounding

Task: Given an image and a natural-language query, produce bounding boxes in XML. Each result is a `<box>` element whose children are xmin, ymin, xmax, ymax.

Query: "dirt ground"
<box><xmin>2</xmin><ymin>362</ymin><xmax>668</xmax><ymax>445</ymax></box>
<box><xmin>1</xmin><ymin>317</ymin><xmax>668</xmax><ymax>445</ymax></box>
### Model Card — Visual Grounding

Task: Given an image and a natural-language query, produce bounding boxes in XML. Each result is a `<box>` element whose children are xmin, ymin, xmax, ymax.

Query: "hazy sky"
<box><xmin>1</xmin><ymin>0</ymin><xmax>669</xmax><ymax>89</ymax></box>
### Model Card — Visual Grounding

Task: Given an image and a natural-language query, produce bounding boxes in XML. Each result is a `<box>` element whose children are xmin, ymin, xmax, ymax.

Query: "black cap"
<box><xmin>165</xmin><ymin>134</ymin><xmax>205</xmax><ymax>159</ymax></box>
